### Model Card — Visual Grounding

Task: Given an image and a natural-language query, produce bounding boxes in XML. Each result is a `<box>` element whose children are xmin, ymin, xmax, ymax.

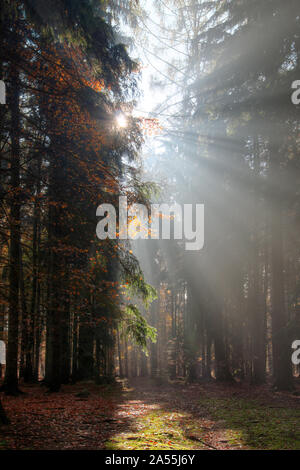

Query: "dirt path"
<box><xmin>108</xmin><ymin>380</ymin><xmax>228</xmax><ymax>450</ymax></box>
<box><xmin>107</xmin><ymin>378</ymin><xmax>300</xmax><ymax>450</ymax></box>
<box><xmin>0</xmin><ymin>379</ymin><xmax>299</xmax><ymax>450</ymax></box>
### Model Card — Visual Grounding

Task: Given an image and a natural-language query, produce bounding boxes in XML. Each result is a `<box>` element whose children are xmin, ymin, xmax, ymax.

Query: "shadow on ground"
<box><xmin>0</xmin><ymin>378</ymin><xmax>299</xmax><ymax>450</ymax></box>
<box><xmin>106</xmin><ymin>377</ymin><xmax>300</xmax><ymax>450</ymax></box>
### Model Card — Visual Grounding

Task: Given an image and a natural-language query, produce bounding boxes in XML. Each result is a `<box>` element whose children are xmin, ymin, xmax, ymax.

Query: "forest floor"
<box><xmin>0</xmin><ymin>378</ymin><xmax>300</xmax><ymax>450</ymax></box>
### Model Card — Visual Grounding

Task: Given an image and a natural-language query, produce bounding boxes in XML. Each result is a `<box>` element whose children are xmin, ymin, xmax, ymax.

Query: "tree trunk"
<box><xmin>251</xmin><ymin>136</ymin><xmax>266</xmax><ymax>384</ymax></box>
<box><xmin>25</xmin><ymin>158</ymin><xmax>41</xmax><ymax>383</ymax></box>
<box><xmin>3</xmin><ymin>54</ymin><xmax>21</xmax><ymax>395</ymax></box>
<box><xmin>60</xmin><ymin>273</ymin><xmax>70</xmax><ymax>384</ymax></box>
<box><xmin>117</xmin><ymin>328</ymin><xmax>123</xmax><ymax>377</ymax></box>
<box><xmin>270</xmin><ymin>146</ymin><xmax>293</xmax><ymax>390</ymax></box>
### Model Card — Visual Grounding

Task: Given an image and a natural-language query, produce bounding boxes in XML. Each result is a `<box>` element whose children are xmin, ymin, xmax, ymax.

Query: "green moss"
<box><xmin>106</xmin><ymin>410</ymin><xmax>206</xmax><ymax>450</ymax></box>
<box><xmin>198</xmin><ymin>397</ymin><xmax>300</xmax><ymax>450</ymax></box>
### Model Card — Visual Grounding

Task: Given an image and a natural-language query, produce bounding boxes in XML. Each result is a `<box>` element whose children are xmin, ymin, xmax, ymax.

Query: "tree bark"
<box><xmin>270</xmin><ymin>145</ymin><xmax>293</xmax><ymax>390</ymax></box>
<box><xmin>3</xmin><ymin>52</ymin><xmax>21</xmax><ymax>395</ymax></box>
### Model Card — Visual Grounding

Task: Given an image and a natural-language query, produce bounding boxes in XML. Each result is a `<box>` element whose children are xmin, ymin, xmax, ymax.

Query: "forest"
<box><xmin>0</xmin><ymin>0</ymin><xmax>300</xmax><ymax>452</ymax></box>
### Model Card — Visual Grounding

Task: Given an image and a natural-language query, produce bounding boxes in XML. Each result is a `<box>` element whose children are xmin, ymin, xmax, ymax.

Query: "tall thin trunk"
<box><xmin>251</xmin><ymin>136</ymin><xmax>266</xmax><ymax>384</ymax></box>
<box><xmin>25</xmin><ymin>157</ymin><xmax>41</xmax><ymax>383</ymax></box>
<box><xmin>33</xmin><ymin>281</ymin><xmax>41</xmax><ymax>382</ymax></box>
<box><xmin>71</xmin><ymin>309</ymin><xmax>78</xmax><ymax>382</ymax></box>
<box><xmin>117</xmin><ymin>328</ymin><xmax>123</xmax><ymax>377</ymax></box>
<box><xmin>19</xmin><ymin>249</ymin><xmax>28</xmax><ymax>380</ymax></box>
<box><xmin>3</xmin><ymin>52</ymin><xmax>21</xmax><ymax>395</ymax></box>
<box><xmin>124</xmin><ymin>334</ymin><xmax>129</xmax><ymax>377</ymax></box>
<box><xmin>270</xmin><ymin>145</ymin><xmax>293</xmax><ymax>390</ymax></box>
<box><xmin>60</xmin><ymin>273</ymin><xmax>70</xmax><ymax>384</ymax></box>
